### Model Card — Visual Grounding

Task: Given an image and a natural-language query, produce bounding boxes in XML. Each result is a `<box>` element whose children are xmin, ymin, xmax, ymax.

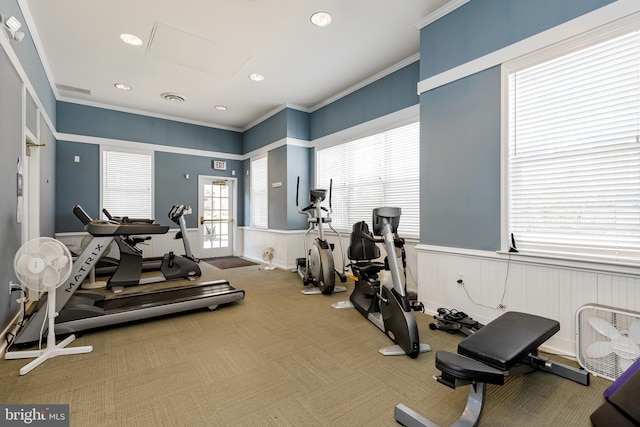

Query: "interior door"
<box><xmin>198</xmin><ymin>176</ymin><xmax>234</xmax><ymax>258</ymax></box>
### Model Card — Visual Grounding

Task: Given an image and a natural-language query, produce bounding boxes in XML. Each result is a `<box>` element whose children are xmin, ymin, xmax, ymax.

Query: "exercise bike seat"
<box><xmin>457</xmin><ymin>311</ymin><xmax>559</xmax><ymax>371</ymax></box>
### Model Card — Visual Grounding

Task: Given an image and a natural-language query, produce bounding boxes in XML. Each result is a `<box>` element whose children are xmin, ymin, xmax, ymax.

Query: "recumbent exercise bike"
<box><xmin>333</xmin><ymin>207</ymin><xmax>430</xmax><ymax>358</ymax></box>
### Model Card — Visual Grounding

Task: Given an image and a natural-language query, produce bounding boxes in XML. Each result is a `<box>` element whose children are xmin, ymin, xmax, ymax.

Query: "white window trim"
<box><xmin>100</xmin><ymin>145</ymin><xmax>155</xmax><ymax>220</ymax></box>
<box><xmin>500</xmin><ymin>13</ymin><xmax>640</xmax><ymax>268</ymax></box>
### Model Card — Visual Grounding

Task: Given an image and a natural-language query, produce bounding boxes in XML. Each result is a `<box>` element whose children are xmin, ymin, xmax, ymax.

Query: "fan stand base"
<box><xmin>5</xmin><ymin>335</ymin><xmax>93</xmax><ymax>375</ymax></box>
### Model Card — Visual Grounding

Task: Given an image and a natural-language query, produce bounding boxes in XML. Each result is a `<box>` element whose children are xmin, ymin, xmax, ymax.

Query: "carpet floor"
<box><xmin>0</xmin><ymin>263</ymin><xmax>610</xmax><ymax>426</ymax></box>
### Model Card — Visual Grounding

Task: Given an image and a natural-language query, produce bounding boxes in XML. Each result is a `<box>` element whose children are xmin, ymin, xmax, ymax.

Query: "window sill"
<box><xmin>415</xmin><ymin>244</ymin><xmax>640</xmax><ymax>278</ymax></box>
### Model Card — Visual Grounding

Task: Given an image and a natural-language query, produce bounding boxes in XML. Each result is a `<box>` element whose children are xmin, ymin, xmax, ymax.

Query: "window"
<box><xmin>505</xmin><ymin>25</ymin><xmax>640</xmax><ymax>264</ymax></box>
<box><xmin>102</xmin><ymin>148</ymin><xmax>153</xmax><ymax>219</ymax></box>
<box><xmin>316</xmin><ymin>121</ymin><xmax>420</xmax><ymax>238</ymax></box>
<box><xmin>251</xmin><ymin>155</ymin><xmax>268</xmax><ymax>228</ymax></box>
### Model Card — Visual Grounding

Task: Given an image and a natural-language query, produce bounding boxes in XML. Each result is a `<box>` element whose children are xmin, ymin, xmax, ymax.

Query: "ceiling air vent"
<box><xmin>161</xmin><ymin>92</ymin><xmax>186</xmax><ymax>103</ymax></box>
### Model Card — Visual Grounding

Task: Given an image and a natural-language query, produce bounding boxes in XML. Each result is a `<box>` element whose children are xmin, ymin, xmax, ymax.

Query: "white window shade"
<box><xmin>102</xmin><ymin>149</ymin><xmax>152</xmax><ymax>219</ymax></box>
<box><xmin>251</xmin><ymin>155</ymin><xmax>268</xmax><ymax>229</ymax></box>
<box><xmin>508</xmin><ymin>29</ymin><xmax>640</xmax><ymax>263</ymax></box>
<box><xmin>317</xmin><ymin>121</ymin><xmax>420</xmax><ymax>238</ymax></box>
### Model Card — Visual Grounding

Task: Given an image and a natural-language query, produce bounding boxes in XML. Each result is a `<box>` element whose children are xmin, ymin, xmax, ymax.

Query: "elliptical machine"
<box><xmin>333</xmin><ymin>207</ymin><xmax>430</xmax><ymax>358</ymax></box>
<box><xmin>105</xmin><ymin>204</ymin><xmax>201</xmax><ymax>291</ymax></box>
<box><xmin>295</xmin><ymin>177</ymin><xmax>347</xmax><ymax>295</ymax></box>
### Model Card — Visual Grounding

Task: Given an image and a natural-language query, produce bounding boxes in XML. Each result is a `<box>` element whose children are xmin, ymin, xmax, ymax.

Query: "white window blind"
<box><xmin>251</xmin><ymin>155</ymin><xmax>268</xmax><ymax>229</ymax></box>
<box><xmin>507</xmin><ymin>29</ymin><xmax>640</xmax><ymax>263</ymax></box>
<box><xmin>316</xmin><ymin>121</ymin><xmax>420</xmax><ymax>238</ymax></box>
<box><xmin>102</xmin><ymin>149</ymin><xmax>153</xmax><ymax>219</ymax></box>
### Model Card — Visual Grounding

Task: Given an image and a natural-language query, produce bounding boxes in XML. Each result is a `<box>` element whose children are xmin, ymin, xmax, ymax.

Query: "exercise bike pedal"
<box><xmin>362</xmin><ymin>280</ymin><xmax>380</xmax><ymax>297</ymax></box>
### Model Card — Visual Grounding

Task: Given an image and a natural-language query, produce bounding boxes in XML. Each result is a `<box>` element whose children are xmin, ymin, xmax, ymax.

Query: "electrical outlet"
<box><xmin>9</xmin><ymin>281</ymin><xmax>22</xmax><ymax>295</ymax></box>
<box><xmin>456</xmin><ymin>272</ymin><xmax>464</xmax><ymax>284</ymax></box>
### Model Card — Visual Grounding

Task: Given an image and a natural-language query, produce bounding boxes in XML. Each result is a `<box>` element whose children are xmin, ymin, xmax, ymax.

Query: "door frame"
<box><xmin>197</xmin><ymin>175</ymin><xmax>237</xmax><ymax>258</ymax></box>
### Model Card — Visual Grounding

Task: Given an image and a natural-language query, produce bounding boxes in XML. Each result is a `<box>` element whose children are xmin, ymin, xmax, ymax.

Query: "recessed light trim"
<box><xmin>162</xmin><ymin>92</ymin><xmax>186</xmax><ymax>102</ymax></box>
<box><xmin>310</xmin><ymin>11</ymin><xmax>332</xmax><ymax>27</ymax></box>
<box><xmin>249</xmin><ymin>73</ymin><xmax>265</xmax><ymax>82</ymax></box>
<box><xmin>215</xmin><ymin>105</ymin><xmax>228</xmax><ymax>111</ymax></box>
<box><xmin>114</xmin><ymin>83</ymin><xmax>132</xmax><ymax>91</ymax></box>
<box><xmin>120</xmin><ymin>33</ymin><xmax>143</xmax><ymax>46</ymax></box>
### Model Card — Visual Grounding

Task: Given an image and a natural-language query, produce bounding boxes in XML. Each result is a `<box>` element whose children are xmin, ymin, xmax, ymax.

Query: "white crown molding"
<box><xmin>416</xmin><ymin>0</ymin><xmax>471</xmax><ymax>29</ymax></box>
<box><xmin>57</xmin><ymin>132</ymin><xmax>244</xmax><ymax>161</ymax></box>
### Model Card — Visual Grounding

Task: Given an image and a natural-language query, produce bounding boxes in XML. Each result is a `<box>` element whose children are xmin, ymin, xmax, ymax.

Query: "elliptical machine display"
<box><xmin>295</xmin><ymin>177</ymin><xmax>347</xmax><ymax>295</ymax></box>
<box><xmin>333</xmin><ymin>207</ymin><xmax>430</xmax><ymax>358</ymax></box>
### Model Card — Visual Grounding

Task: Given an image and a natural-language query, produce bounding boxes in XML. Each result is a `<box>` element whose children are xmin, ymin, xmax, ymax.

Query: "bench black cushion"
<box><xmin>435</xmin><ymin>350</ymin><xmax>504</xmax><ymax>385</ymax></box>
<box><xmin>458</xmin><ymin>312</ymin><xmax>560</xmax><ymax>371</ymax></box>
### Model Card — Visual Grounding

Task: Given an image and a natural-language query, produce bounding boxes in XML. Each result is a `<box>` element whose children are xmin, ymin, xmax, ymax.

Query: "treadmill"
<box><xmin>13</xmin><ymin>216</ymin><xmax>244</xmax><ymax>346</ymax></box>
<box><xmin>72</xmin><ymin>205</ymin><xmax>165</xmax><ymax>276</ymax></box>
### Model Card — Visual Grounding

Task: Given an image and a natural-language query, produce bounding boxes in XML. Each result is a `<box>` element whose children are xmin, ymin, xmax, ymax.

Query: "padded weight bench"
<box><xmin>395</xmin><ymin>312</ymin><xmax>590</xmax><ymax>427</ymax></box>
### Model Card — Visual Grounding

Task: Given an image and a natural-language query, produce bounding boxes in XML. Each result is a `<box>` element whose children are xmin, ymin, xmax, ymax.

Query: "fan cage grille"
<box><xmin>576</xmin><ymin>304</ymin><xmax>640</xmax><ymax>381</ymax></box>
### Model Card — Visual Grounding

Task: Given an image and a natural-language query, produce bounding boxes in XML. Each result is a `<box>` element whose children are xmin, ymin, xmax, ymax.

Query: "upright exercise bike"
<box><xmin>295</xmin><ymin>177</ymin><xmax>347</xmax><ymax>295</ymax></box>
<box><xmin>333</xmin><ymin>207</ymin><xmax>430</xmax><ymax>358</ymax></box>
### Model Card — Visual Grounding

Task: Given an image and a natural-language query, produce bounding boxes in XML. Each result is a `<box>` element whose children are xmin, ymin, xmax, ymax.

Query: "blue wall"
<box><xmin>418</xmin><ymin>0</ymin><xmax>616</xmax><ymax>250</ymax></box>
<box><xmin>420</xmin><ymin>0</ymin><xmax>615</xmax><ymax>79</ymax></box>
<box><xmin>154</xmin><ymin>152</ymin><xmax>244</xmax><ymax>229</ymax></box>
<box><xmin>310</xmin><ymin>61</ymin><xmax>420</xmax><ymax>140</ymax></box>
<box><xmin>0</xmin><ymin>40</ymin><xmax>24</xmax><ymax>331</ymax></box>
<box><xmin>243</xmin><ymin>109</ymin><xmax>288</xmax><ymax>153</ymax></box>
<box><xmin>55</xmin><ymin>141</ymin><xmax>100</xmax><ymax>231</ymax></box>
<box><xmin>57</xmin><ymin>102</ymin><xmax>243</xmax><ymax>154</ymax></box>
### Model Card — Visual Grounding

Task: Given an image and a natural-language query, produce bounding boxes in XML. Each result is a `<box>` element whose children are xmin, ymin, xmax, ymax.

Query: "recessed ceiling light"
<box><xmin>249</xmin><ymin>73</ymin><xmax>265</xmax><ymax>82</ymax></box>
<box><xmin>215</xmin><ymin>105</ymin><xmax>228</xmax><ymax>111</ymax></box>
<box><xmin>161</xmin><ymin>92</ymin><xmax>186</xmax><ymax>102</ymax></box>
<box><xmin>120</xmin><ymin>33</ymin><xmax>143</xmax><ymax>46</ymax></box>
<box><xmin>114</xmin><ymin>83</ymin><xmax>132</xmax><ymax>91</ymax></box>
<box><xmin>310</xmin><ymin>11</ymin><xmax>332</xmax><ymax>27</ymax></box>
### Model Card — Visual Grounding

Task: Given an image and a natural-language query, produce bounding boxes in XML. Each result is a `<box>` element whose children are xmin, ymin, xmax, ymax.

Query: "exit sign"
<box><xmin>212</xmin><ymin>160</ymin><xmax>227</xmax><ymax>170</ymax></box>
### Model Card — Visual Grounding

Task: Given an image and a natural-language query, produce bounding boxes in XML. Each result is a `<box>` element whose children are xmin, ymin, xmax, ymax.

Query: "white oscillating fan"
<box><xmin>576</xmin><ymin>304</ymin><xmax>640</xmax><ymax>381</ymax></box>
<box><xmin>5</xmin><ymin>237</ymin><xmax>93</xmax><ymax>375</ymax></box>
<box><xmin>262</xmin><ymin>247</ymin><xmax>276</xmax><ymax>270</ymax></box>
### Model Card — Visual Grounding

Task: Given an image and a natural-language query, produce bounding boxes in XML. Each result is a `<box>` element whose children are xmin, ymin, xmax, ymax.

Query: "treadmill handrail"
<box><xmin>85</xmin><ymin>220</ymin><xmax>169</xmax><ymax>236</ymax></box>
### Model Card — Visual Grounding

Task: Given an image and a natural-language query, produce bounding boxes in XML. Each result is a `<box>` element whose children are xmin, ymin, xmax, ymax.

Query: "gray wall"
<box><xmin>55</xmin><ymin>141</ymin><xmax>100</xmax><ymax>231</ymax></box>
<box><xmin>0</xmin><ymin>0</ymin><xmax>56</xmax><ymax>121</ymax></box>
<box><xmin>418</xmin><ymin>0</ymin><xmax>616</xmax><ymax>250</ymax></box>
<box><xmin>310</xmin><ymin>61</ymin><xmax>419</xmax><ymax>140</ymax></box>
<box><xmin>0</xmin><ymin>45</ymin><xmax>23</xmax><ymax>330</ymax></box>
<box><xmin>154</xmin><ymin>152</ymin><xmax>244</xmax><ymax>229</ymax></box>
<box><xmin>287</xmin><ymin>146</ymin><xmax>312</xmax><ymax>230</ymax></box>
<box><xmin>265</xmin><ymin>144</ymin><xmax>311</xmax><ymax>231</ymax></box>
<box><xmin>39</xmin><ymin>114</ymin><xmax>57</xmax><ymax>237</ymax></box>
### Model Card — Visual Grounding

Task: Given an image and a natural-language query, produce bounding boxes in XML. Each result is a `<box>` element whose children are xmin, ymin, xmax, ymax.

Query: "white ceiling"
<box><xmin>22</xmin><ymin>0</ymin><xmax>450</xmax><ymax>131</ymax></box>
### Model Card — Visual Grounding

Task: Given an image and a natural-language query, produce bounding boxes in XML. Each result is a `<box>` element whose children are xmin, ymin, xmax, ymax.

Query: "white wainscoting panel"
<box><xmin>241</xmin><ymin>227</ymin><xmax>306</xmax><ymax>269</ymax></box>
<box><xmin>416</xmin><ymin>245</ymin><xmax>640</xmax><ymax>357</ymax></box>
